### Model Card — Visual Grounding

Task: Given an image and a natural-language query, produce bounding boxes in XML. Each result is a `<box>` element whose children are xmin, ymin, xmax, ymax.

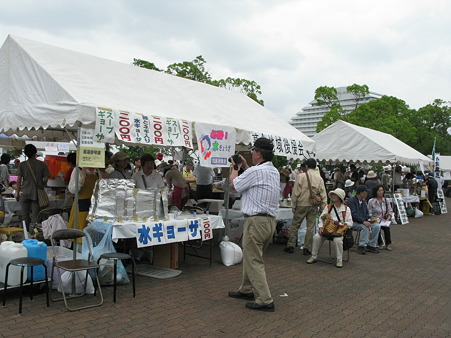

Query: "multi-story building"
<box><xmin>290</xmin><ymin>86</ymin><xmax>383</xmax><ymax>137</ymax></box>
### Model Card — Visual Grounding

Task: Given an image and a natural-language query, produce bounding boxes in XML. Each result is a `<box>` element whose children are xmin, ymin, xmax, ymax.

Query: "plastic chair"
<box><xmin>96</xmin><ymin>253</ymin><xmax>136</xmax><ymax>303</ymax></box>
<box><xmin>2</xmin><ymin>257</ymin><xmax>49</xmax><ymax>314</ymax></box>
<box><xmin>38</xmin><ymin>208</ymin><xmax>64</xmax><ymax>223</ymax></box>
<box><xmin>50</xmin><ymin>229</ymin><xmax>103</xmax><ymax>311</ymax></box>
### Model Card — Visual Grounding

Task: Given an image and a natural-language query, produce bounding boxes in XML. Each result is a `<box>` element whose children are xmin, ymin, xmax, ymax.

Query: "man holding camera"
<box><xmin>227</xmin><ymin>137</ymin><xmax>279</xmax><ymax>312</ymax></box>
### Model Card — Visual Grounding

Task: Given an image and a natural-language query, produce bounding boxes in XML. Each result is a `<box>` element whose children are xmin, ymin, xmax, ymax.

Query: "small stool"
<box><xmin>3</xmin><ymin>257</ymin><xmax>50</xmax><ymax>314</ymax></box>
<box><xmin>0</xmin><ymin>227</ymin><xmax>24</xmax><ymax>241</ymax></box>
<box><xmin>351</xmin><ymin>228</ymin><xmax>361</xmax><ymax>250</ymax></box>
<box><xmin>97</xmin><ymin>253</ymin><xmax>136</xmax><ymax>303</ymax></box>
<box><xmin>317</xmin><ymin>236</ymin><xmax>350</xmax><ymax>264</ymax></box>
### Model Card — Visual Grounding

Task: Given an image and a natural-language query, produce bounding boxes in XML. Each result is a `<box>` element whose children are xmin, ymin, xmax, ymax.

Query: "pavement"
<box><xmin>1</xmin><ymin>198</ymin><xmax>450</xmax><ymax>337</ymax></box>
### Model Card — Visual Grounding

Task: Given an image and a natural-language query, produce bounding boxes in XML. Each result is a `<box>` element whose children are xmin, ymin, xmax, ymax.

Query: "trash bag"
<box><xmin>57</xmin><ymin>271</ymin><xmax>95</xmax><ymax>295</ymax></box>
<box><xmin>219</xmin><ymin>240</ymin><xmax>243</xmax><ymax>266</ymax></box>
<box><xmin>82</xmin><ymin>221</ymin><xmax>130</xmax><ymax>285</ymax></box>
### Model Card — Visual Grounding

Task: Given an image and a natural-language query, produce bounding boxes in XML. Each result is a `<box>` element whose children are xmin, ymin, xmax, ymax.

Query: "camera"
<box><xmin>228</xmin><ymin>154</ymin><xmax>242</xmax><ymax>171</ymax></box>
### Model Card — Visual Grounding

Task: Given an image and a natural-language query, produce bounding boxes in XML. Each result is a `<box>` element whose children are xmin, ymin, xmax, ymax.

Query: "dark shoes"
<box><xmin>245</xmin><ymin>302</ymin><xmax>275</xmax><ymax>312</ymax></box>
<box><xmin>284</xmin><ymin>246</ymin><xmax>294</xmax><ymax>253</ymax></box>
<box><xmin>228</xmin><ymin>291</ymin><xmax>255</xmax><ymax>300</ymax></box>
<box><xmin>303</xmin><ymin>248</ymin><xmax>311</xmax><ymax>256</ymax></box>
<box><xmin>365</xmin><ymin>246</ymin><xmax>380</xmax><ymax>254</ymax></box>
<box><xmin>357</xmin><ymin>246</ymin><xmax>366</xmax><ymax>255</ymax></box>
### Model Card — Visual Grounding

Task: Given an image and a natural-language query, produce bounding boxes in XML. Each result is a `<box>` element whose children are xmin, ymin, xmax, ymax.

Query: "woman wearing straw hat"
<box><xmin>306</xmin><ymin>188</ymin><xmax>352</xmax><ymax>268</ymax></box>
<box><xmin>364</xmin><ymin>170</ymin><xmax>381</xmax><ymax>199</ymax></box>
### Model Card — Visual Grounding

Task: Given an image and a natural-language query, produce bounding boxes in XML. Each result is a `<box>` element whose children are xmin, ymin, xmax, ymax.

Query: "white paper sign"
<box><xmin>200</xmin><ymin>217</ymin><xmax>213</xmax><ymax>241</ymax></box>
<box><xmin>393</xmin><ymin>193</ymin><xmax>409</xmax><ymax>225</ymax></box>
<box><xmin>95</xmin><ymin>107</ymin><xmax>115</xmax><ymax>143</ymax></box>
<box><xmin>195</xmin><ymin>122</ymin><xmax>236</xmax><ymax>167</ymax></box>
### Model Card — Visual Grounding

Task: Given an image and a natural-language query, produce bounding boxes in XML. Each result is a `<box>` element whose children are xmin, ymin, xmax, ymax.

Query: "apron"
<box><xmin>68</xmin><ymin>173</ymin><xmax>99</xmax><ymax>231</ymax></box>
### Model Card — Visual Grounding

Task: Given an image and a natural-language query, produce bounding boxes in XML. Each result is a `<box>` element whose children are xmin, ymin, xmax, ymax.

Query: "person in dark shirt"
<box><xmin>347</xmin><ymin>185</ymin><xmax>381</xmax><ymax>255</ymax></box>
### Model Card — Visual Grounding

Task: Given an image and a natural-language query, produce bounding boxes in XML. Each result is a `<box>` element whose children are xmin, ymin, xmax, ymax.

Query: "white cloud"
<box><xmin>0</xmin><ymin>0</ymin><xmax>450</xmax><ymax>123</ymax></box>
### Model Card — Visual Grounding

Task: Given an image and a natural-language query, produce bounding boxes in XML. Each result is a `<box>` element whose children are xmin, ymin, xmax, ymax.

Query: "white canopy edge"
<box><xmin>0</xmin><ymin>35</ymin><xmax>315</xmax><ymax>155</ymax></box>
<box><xmin>313</xmin><ymin>120</ymin><xmax>432</xmax><ymax>166</ymax></box>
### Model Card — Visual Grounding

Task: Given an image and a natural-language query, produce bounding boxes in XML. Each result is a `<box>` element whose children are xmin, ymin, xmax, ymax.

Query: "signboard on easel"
<box><xmin>393</xmin><ymin>193</ymin><xmax>409</xmax><ymax>225</ymax></box>
<box><xmin>437</xmin><ymin>189</ymin><xmax>448</xmax><ymax>214</ymax></box>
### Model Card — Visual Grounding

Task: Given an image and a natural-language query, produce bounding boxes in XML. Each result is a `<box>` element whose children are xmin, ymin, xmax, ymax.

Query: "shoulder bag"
<box><xmin>322</xmin><ymin>204</ymin><xmax>349</xmax><ymax>237</ymax></box>
<box><xmin>26</xmin><ymin>161</ymin><xmax>49</xmax><ymax>208</ymax></box>
<box><xmin>306</xmin><ymin>172</ymin><xmax>322</xmax><ymax>206</ymax></box>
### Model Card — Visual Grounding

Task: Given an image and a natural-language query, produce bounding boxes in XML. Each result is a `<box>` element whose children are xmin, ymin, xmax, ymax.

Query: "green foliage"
<box><xmin>314</xmin><ymin>86</ymin><xmax>338</xmax><ymax>109</ymax></box>
<box><xmin>316</xmin><ymin>104</ymin><xmax>344</xmax><ymax>132</ymax></box>
<box><xmin>272</xmin><ymin>155</ymin><xmax>288</xmax><ymax>170</ymax></box>
<box><xmin>133</xmin><ymin>55</ymin><xmax>264</xmax><ymax>106</ymax></box>
<box><xmin>117</xmin><ymin>145</ymin><xmax>160</xmax><ymax>161</ymax></box>
<box><xmin>346</xmin><ymin>84</ymin><xmax>370</xmax><ymax>110</ymax></box>
<box><xmin>133</xmin><ymin>58</ymin><xmax>161</xmax><ymax>71</ymax></box>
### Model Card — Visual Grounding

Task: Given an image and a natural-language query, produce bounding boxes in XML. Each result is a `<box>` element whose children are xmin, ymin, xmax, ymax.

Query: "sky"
<box><xmin>0</xmin><ymin>0</ymin><xmax>450</xmax><ymax>122</ymax></box>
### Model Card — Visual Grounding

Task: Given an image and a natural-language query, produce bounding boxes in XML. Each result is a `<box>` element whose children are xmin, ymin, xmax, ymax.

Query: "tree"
<box><xmin>409</xmin><ymin>99</ymin><xmax>451</xmax><ymax>155</ymax></box>
<box><xmin>133</xmin><ymin>56</ymin><xmax>264</xmax><ymax>106</ymax></box>
<box><xmin>345</xmin><ymin>96</ymin><xmax>417</xmax><ymax>145</ymax></box>
<box><xmin>315</xmin><ymin>84</ymin><xmax>369</xmax><ymax>132</ymax></box>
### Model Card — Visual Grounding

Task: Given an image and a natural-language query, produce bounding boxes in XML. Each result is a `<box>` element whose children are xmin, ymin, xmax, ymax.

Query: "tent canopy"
<box><xmin>439</xmin><ymin>156</ymin><xmax>451</xmax><ymax>171</ymax></box>
<box><xmin>0</xmin><ymin>35</ymin><xmax>314</xmax><ymax>154</ymax></box>
<box><xmin>312</xmin><ymin>120</ymin><xmax>431</xmax><ymax>166</ymax></box>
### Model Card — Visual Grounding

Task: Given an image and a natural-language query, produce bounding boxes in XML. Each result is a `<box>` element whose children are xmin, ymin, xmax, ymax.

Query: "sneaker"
<box><xmin>306</xmin><ymin>257</ymin><xmax>317</xmax><ymax>264</ymax></box>
<box><xmin>284</xmin><ymin>246</ymin><xmax>294</xmax><ymax>253</ymax></box>
<box><xmin>378</xmin><ymin>245</ymin><xmax>384</xmax><ymax>250</ymax></box>
<box><xmin>366</xmin><ymin>246</ymin><xmax>380</xmax><ymax>254</ymax></box>
<box><xmin>302</xmin><ymin>248</ymin><xmax>311</xmax><ymax>256</ymax></box>
<box><xmin>336</xmin><ymin>261</ymin><xmax>343</xmax><ymax>268</ymax></box>
<box><xmin>386</xmin><ymin>244</ymin><xmax>392</xmax><ymax>251</ymax></box>
<box><xmin>357</xmin><ymin>246</ymin><xmax>366</xmax><ymax>255</ymax></box>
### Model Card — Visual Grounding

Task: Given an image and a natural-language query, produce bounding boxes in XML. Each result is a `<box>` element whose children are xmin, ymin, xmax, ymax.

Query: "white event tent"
<box><xmin>313</xmin><ymin>120</ymin><xmax>431</xmax><ymax>166</ymax></box>
<box><xmin>0</xmin><ymin>35</ymin><xmax>314</xmax><ymax>157</ymax></box>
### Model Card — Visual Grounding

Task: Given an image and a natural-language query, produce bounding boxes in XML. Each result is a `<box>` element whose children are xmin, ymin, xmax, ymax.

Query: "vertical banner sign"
<box><xmin>436</xmin><ymin>189</ymin><xmax>447</xmax><ymax>214</ymax></box>
<box><xmin>250</xmin><ymin>132</ymin><xmax>304</xmax><ymax>159</ymax></box>
<box><xmin>393</xmin><ymin>193</ymin><xmax>409</xmax><ymax>225</ymax></box>
<box><xmin>150</xmin><ymin>115</ymin><xmax>169</xmax><ymax>146</ymax></box>
<box><xmin>195</xmin><ymin>123</ymin><xmax>236</xmax><ymax>167</ymax></box>
<box><xmin>115</xmin><ymin>110</ymin><xmax>136</xmax><ymax>143</ymax></box>
<box><xmin>133</xmin><ymin>113</ymin><xmax>152</xmax><ymax>146</ymax></box>
<box><xmin>78</xmin><ymin>127</ymin><xmax>106</xmax><ymax>168</ymax></box>
<box><xmin>200</xmin><ymin>217</ymin><xmax>213</xmax><ymax>241</ymax></box>
<box><xmin>434</xmin><ymin>153</ymin><xmax>441</xmax><ymax>179</ymax></box>
<box><xmin>95</xmin><ymin>108</ymin><xmax>115</xmax><ymax>143</ymax></box>
<box><xmin>180</xmin><ymin>119</ymin><xmax>193</xmax><ymax>149</ymax></box>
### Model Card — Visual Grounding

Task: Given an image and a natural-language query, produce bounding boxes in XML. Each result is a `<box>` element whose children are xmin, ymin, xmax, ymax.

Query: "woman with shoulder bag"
<box><xmin>306</xmin><ymin>188</ymin><xmax>353</xmax><ymax>268</ymax></box>
<box><xmin>15</xmin><ymin>144</ymin><xmax>50</xmax><ymax>230</ymax></box>
<box><xmin>368</xmin><ymin>184</ymin><xmax>394</xmax><ymax>250</ymax></box>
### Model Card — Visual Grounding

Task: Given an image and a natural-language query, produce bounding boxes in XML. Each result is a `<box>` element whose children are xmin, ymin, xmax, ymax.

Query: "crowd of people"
<box><xmin>1</xmin><ymin>139</ymin><xmax>448</xmax><ymax>314</ymax></box>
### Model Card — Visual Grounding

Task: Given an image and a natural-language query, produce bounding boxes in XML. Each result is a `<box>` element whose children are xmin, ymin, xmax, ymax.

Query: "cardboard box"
<box><xmin>153</xmin><ymin>243</ymin><xmax>178</xmax><ymax>269</ymax></box>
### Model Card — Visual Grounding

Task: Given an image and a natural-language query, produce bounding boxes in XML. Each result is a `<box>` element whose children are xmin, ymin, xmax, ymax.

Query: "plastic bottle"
<box><xmin>0</xmin><ymin>241</ymin><xmax>28</xmax><ymax>286</ymax></box>
<box><xmin>22</xmin><ymin>239</ymin><xmax>47</xmax><ymax>281</ymax></box>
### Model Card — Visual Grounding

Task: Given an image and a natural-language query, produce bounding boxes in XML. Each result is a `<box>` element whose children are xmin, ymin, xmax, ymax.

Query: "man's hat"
<box><xmin>156</xmin><ymin>152</ymin><xmax>164</xmax><ymax>160</ymax></box>
<box><xmin>251</xmin><ymin>137</ymin><xmax>274</xmax><ymax>151</ymax></box>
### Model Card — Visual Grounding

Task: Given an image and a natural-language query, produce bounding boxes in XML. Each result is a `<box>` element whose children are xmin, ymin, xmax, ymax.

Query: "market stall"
<box><xmin>0</xmin><ymin>35</ymin><xmax>313</xmax><ymax>264</ymax></box>
<box><xmin>313</xmin><ymin>120</ymin><xmax>433</xmax><ymax>223</ymax></box>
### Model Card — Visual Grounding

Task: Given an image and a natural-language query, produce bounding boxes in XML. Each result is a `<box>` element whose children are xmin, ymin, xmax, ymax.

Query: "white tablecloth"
<box><xmin>110</xmin><ymin>214</ymin><xmax>225</xmax><ymax>242</ymax></box>
<box><xmin>220</xmin><ymin>208</ymin><xmax>293</xmax><ymax>221</ymax></box>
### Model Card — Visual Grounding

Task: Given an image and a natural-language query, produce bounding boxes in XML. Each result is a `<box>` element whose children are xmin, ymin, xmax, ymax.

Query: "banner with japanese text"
<box><xmin>195</xmin><ymin>122</ymin><xmax>236</xmax><ymax>167</ymax></box>
<box><xmin>94</xmin><ymin>108</ymin><xmax>115</xmax><ymax>143</ymax></box>
<box><xmin>104</xmin><ymin>107</ymin><xmax>193</xmax><ymax>148</ymax></box>
<box><xmin>135</xmin><ymin>218</ymin><xmax>210</xmax><ymax>248</ymax></box>
<box><xmin>249</xmin><ymin>131</ymin><xmax>305</xmax><ymax>159</ymax></box>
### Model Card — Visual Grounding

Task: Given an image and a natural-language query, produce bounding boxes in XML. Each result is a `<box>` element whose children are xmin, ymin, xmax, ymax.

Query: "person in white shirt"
<box><xmin>132</xmin><ymin>154</ymin><xmax>164</xmax><ymax>189</ymax></box>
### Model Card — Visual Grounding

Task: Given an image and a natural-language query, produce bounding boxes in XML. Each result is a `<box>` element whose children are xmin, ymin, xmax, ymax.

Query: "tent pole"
<box><xmin>72</xmin><ymin>125</ymin><xmax>81</xmax><ymax>229</ymax></box>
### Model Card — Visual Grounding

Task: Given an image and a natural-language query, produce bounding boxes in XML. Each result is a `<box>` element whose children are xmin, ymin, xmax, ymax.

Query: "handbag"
<box><xmin>305</xmin><ymin>172</ymin><xmax>322</xmax><ymax>206</ymax></box>
<box><xmin>322</xmin><ymin>204</ymin><xmax>349</xmax><ymax>237</ymax></box>
<box><xmin>26</xmin><ymin>161</ymin><xmax>49</xmax><ymax>208</ymax></box>
<box><xmin>342</xmin><ymin>229</ymin><xmax>354</xmax><ymax>251</ymax></box>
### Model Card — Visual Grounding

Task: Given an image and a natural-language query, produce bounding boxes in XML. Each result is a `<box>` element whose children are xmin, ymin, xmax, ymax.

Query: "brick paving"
<box><xmin>1</xmin><ymin>198</ymin><xmax>450</xmax><ymax>337</ymax></box>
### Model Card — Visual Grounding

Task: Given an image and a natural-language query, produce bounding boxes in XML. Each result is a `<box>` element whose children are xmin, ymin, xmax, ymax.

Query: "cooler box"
<box><xmin>22</xmin><ymin>239</ymin><xmax>47</xmax><ymax>281</ymax></box>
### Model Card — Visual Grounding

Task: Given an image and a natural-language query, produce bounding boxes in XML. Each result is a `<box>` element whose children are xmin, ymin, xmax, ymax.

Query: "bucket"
<box><xmin>0</xmin><ymin>241</ymin><xmax>28</xmax><ymax>286</ymax></box>
<box><xmin>22</xmin><ymin>239</ymin><xmax>47</xmax><ymax>281</ymax></box>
